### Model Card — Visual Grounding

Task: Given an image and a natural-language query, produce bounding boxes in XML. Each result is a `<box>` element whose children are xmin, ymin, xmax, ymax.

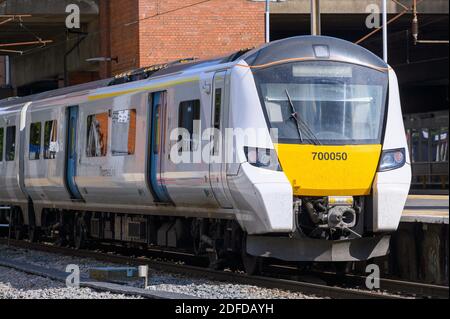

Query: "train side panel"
<box><xmin>23</xmin><ymin>102</ymin><xmax>72</xmax><ymax>203</ymax></box>
<box><xmin>162</xmin><ymin>75</ymin><xmax>221</xmax><ymax>208</ymax></box>
<box><xmin>0</xmin><ymin>105</ymin><xmax>27</xmax><ymax>206</ymax></box>
<box><xmin>75</xmin><ymin>91</ymin><xmax>156</xmax><ymax>206</ymax></box>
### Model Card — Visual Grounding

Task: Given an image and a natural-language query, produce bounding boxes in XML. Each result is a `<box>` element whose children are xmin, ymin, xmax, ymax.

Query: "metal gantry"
<box><xmin>0</xmin><ymin>15</ymin><xmax>53</xmax><ymax>55</ymax></box>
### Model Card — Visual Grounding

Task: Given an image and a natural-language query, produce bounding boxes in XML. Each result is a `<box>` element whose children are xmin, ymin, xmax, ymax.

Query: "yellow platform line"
<box><xmin>407</xmin><ymin>195</ymin><xmax>449</xmax><ymax>200</ymax></box>
<box><xmin>403</xmin><ymin>209</ymin><xmax>449</xmax><ymax>217</ymax></box>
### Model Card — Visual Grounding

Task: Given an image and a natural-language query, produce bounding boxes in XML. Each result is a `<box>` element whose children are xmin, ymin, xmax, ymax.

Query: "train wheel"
<box><xmin>14</xmin><ymin>226</ymin><xmax>23</xmax><ymax>240</ymax></box>
<box><xmin>55</xmin><ymin>233</ymin><xmax>67</xmax><ymax>247</ymax></box>
<box><xmin>73</xmin><ymin>215</ymin><xmax>87</xmax><ymax>250</ymax></box>
<box><xmin>56</xmin><ymin>220</ymin><xmax>69</xmax><ymax>247</ymax></box>
<box><xmin>11</xmin><ymin>208</ymin><xmax>24</xmax><ymax>240</ymax></box>
<box><xmin>334</xmin><ymin>262</ymin><xmax>351</xmax><ymax>275</ymax></box>
<box><xmin>28</xmin><ymin>226</ymin><xmax>40</xmax><ymax>243</ymax></box>
<box><xmin>207</xmin><ymin>249</ymin><xmax>227</xmax><ymax>270</ymax></box>
<box><xmin>241</xmin><ymin>234</ymin><xmax>262</xmax><ymax>276</ymax></box>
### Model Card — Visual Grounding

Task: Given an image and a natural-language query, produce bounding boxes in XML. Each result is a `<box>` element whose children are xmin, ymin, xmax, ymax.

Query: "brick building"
<box><xmin>99</xmin><ymin>0</ymin><xmax>265</xmax><ymax>76</ymax></box>
<box><xmin>0</xmin><ymin>0</ymin><xmax>265</xmax><ymax>92</ymax></box>
<box><xmin>1</xmin><ymin>0</ymin><xmax>448</xmax><ymax>93</ymax></box>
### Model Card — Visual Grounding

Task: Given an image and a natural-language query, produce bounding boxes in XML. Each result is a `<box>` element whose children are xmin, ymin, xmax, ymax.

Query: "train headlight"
<box><xmin>378</xmin><ymin>148</ymin><xmax>406</xmax><ymax>172</ymax></box>
<box><xmin>244</xmin><ymin>147</ymin><xmax>281</xmax><ymax>171</ymax></box>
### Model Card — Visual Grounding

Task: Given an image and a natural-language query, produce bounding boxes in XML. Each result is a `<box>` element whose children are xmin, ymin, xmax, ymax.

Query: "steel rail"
<box><xmin>0</xmin><ymin>255</ymin><xmax>195</xmax><ymax>300</ymax></box>
<box><xmin>308</xmin><ymin>270</ymin><xmax>448</xmax><ymax>299</ymax></box>
<box><xmin>267</xmin><ymin>263</ymin><xmax>448</xmax><ymax>299</ymax></box>
<box><xmin>343</xmin><ymin>274</ymin><xmax>449</xmax><ymax>299</ymax></box>
<box><xmin>0</xmin><ymin>238</ymin><xmax>407</xmax><ymax>299</ymax></box>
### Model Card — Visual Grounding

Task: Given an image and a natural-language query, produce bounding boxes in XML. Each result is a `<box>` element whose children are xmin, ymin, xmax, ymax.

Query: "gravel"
<box><xmin>0</xmin><ymin>266</ymin><xmax>140</xmax><ymax>299</ymax></box>
<box><xmin>0</xmin><ymin>244</ymin><xmax>319</xmax><ymax>299</ymax></box>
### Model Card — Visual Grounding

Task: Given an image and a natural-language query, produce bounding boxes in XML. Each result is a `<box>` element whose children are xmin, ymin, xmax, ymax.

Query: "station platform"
<box><xmin>387</xmin><ymin>195</ymin><xmax>449</xmax><ymax>285</ymax></box>
<box><xmin>402</xmin><ymin>195</ymin><xmax>449</xmax><ymax>224</ymax></box>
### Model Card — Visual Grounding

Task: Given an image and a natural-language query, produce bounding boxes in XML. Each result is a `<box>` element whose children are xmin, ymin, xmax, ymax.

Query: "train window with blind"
<box><xmin>5</xmin><ymin>126</ymin><xmax>16</xmax><ymax>161</ymax></box>
<box><xmin>44</xmin><ymin>120</ymin><xmax>58</xmax><ymax>159</ymax></box>
<box><xmin>111</xmin><ymin>109</ymin><xmax>136</xmax><ymax>156</ymax></box>
<box><xmin>86</xmin><ymin>112</ymin><xmax>109</xmax><ymax>157</ymax></box>
<box><xmin>29</xmin><ymin>122</ymin><xmax>42</xmax><ymax>160</ymax></box>
<box><xmin>178</xmin><ymin>100</ymin><xmax>201</xmax><ymax>152</ymax></box>
<box><xmin>0</xmin><ymin>127</ymin><xmax>4</xmax><ymax>162</ymax></box>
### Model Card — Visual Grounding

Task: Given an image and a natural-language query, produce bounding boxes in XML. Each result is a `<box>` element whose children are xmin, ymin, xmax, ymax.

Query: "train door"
<box><xmin>65</xmin><ymin>105</ymin><xmax>82</xmax><ymax>200</ymax></box>
<box><xmin>149</xmin><ymin>92</ymin><xmax>171</xmax><ymax>203</ymax></box>
<box><xmin>209</xmin><ymin>72</ymin><xmax>233</xmax><ymax>208</ymax></box>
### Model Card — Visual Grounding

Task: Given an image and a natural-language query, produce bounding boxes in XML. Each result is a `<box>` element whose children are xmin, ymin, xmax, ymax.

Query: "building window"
<box><xmin>111</xmin><ymin>109</ymin><xmax>136</xmax><ymax>156</ymax></box>
<box><xmin>86</xmin><ymin>112</ymin><xmax>109</xmax><ymax>157</ymax></box>
<box><xmin>44</xmin><ymin>120</ymin><xmax>58</xmax><ymax>159</ymax></box>
<box><xmin>0</xmin><ymin>127</ymin><xmax>3</xmax><ymax>162</ymax></box>
<box><xmin>178</xmin><ymin>100</ymin><xmax>201</xmax><ymax>152</ymax></box>
<box><xmin>29</xmin><ymin>122</ymin><xmax>42</xmax><ymax>160</ymax></box>
<box><xmin>5</xmin><ymin>126</ymin><xmax>16</xmax><ymax>161</ymax></box>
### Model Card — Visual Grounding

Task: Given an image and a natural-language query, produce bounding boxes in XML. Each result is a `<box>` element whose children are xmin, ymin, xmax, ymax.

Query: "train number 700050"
<box><xmin>312</xmin><ymin>152</ymin><xmax>348</xmax><ymax>161</ymax></box>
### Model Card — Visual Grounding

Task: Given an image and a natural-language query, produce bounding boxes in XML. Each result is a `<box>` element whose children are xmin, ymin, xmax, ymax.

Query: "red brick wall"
<box><xmin>100</xmin><ymin>0</ymin><xmax>265</xmax><ymax>77</ymax></box>
<box><xmin>138</xmin><ymin>0</ymin><xmax>265</xmax><ymax>66</ymax></box>
<box><xmin>100</xmin><ymin>0</ymin><xmax>140</xmax><ymax>76</ymax></box>
<box><xmin>69</xmin><ymin>71</ymin><xmax>100</xmax><ymax>86</ymax></box>
<box><xmin>99</xmin><ymin>0</ymin><xmax>112</xmax><ymax>79</ymax></box>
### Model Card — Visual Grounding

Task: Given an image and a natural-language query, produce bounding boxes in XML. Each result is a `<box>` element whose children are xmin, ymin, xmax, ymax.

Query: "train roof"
<box><xmin>242</xmin><ymin>35</ymin><xmax>388</xmax><ymax>70</ymax></box>
<box><xmin>0</xmin><ymin>78</ymin><xmax>113</xmax><ymax>109</ymax></box>
<box><xmin>0</xmin><ymin>48</ymin><xmax>251</xmax><ymax>109</ymax></box>
<box><xmin>0</xmin><ymin>36</ymin><xmax>387</xmax><ymax>109</ymax></box>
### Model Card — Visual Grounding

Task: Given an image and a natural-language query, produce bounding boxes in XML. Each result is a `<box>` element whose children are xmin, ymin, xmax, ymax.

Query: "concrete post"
<box><xmin>311</xmin><ymin>0</ymin><xmax>321</xmax><ymax>36</ymax></box>
<box><xmin>382</xmin><ymin>0</ymin><xmax>388</xmax><ymax>63</ymax></box>
<box><xmin>265</xmin><ymin>0</ymin><xmax>270</xmax><ymax>43</ymax></box>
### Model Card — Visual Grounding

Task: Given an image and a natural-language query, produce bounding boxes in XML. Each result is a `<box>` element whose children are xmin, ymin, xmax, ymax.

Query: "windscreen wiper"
<box><xmin>285</xmin><ymin>89</ymin><xmax>322</xmax><ymax>146</ymax></box>
<box><xmin>285</xmin><ymin>89</ymin><xmax>303</xmax><ymax>143</ymax></box>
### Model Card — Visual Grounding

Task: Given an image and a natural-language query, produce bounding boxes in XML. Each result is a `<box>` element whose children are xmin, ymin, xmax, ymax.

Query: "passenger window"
<box><xmin>178</xmin><ymin>100</ymin><xmax>201</xmax><ymax>152</ymax></box>
<box><xmin>86</xmin><ymin>112</ymin><xmax>109</xmax><ymax>157</ymax></box>
<box><xmin>29</xmin><ymin>122</ymin><xmax>42</xmax><ymax>160</ymax></box>
<box><xmin>5</xmin><ymin>126</ymin><xmax>16</xmax><ymax>161</ymax></box>
<box><xmin>44</xmin><ymin>120</ymin><xmax>58</xmax><ymax>159</ymax></box>
<box><xmin>0</xmin><ymin>127</ymin><xmax>3</xmax><ymax>162</ymax></box>
<box><xmin>111</xmin><ymin>109</ymin><xmax>136</xmax><ymax>156</ymax></box>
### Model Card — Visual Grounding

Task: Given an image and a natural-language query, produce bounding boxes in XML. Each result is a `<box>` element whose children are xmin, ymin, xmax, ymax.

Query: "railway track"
<box><xmin>268</xmin><ymin>264</ymin><xmax>449</xmax><ymax>299</ymax></box>
<box><xmin>0</xmin><ymin>255</ymin><xmax>194</xmax><ymax>299</ymax></box>
<box><xmin>1</xmin><ymin>238</ymin><xmax>447</xmax><ymax>299</ymax></box>
<box><xmin>326</xmin><ymin>272</ymin><xmax>448</xmax><ymax>299</ymax></box>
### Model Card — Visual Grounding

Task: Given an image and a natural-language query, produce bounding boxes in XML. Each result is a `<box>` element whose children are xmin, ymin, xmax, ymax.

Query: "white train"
<box><xmin>0</xmin><ymin>36</ymin><xmax>411</xmax><ymax>273</ymax></box>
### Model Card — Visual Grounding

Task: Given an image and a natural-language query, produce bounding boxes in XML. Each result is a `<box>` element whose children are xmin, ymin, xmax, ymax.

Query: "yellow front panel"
<box><xmin>275</xmin><ymin>144</ymin><xmax>382</xmax><ymax>196</ymax></box>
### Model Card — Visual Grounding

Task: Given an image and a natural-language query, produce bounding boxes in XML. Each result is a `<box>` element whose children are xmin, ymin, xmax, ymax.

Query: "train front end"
<box><xmin>231</xmin><ymin>36</ymin><xmax>412</xmax><ymax>262</ymax></box>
